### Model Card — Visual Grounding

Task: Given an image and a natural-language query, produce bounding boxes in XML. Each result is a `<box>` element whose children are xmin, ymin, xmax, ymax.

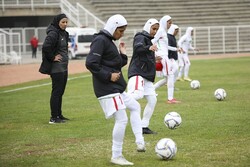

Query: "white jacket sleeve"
<box><xmin>178</xmin><ymin>35</ymin><xmax>186</xmax><ymax>48</ymax></box>
<box><xmin>168</xmin><ymin>46</ymin><xmax>177</xmax><ymax>51</ymax></box>
<box><xmin>189</xmin><ymin>43</ymin><xmax>194</xmax><ymax>51</ymax></box>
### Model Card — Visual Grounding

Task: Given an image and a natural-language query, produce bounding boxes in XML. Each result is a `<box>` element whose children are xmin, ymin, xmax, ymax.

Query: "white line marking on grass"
<box><xmin>1</xmin><ymin>82</ymin><xmax>52</xmax><ymax>93</ymax></box>
<box><xmin>1</xmin><ymin>75</ymin><xmax>91</xmax><ymax>94</ymax></box>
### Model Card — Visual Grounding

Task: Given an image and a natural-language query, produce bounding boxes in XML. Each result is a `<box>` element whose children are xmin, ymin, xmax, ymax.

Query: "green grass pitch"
<box><xmin>0</xmin><ymin>56</ymin><xmax>249</xmax><ymax>167</ymax></box>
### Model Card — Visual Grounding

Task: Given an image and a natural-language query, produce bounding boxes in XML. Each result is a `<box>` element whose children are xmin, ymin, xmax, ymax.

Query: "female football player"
<box><xmin>127</xmin><ymin>18</ymin><xmax>159</xmax><ymax>134</ymax></box>
<box><xmin>86</xmin><ymin>14</ymin><xmax>145</xmax><ymax>166</ymax></box>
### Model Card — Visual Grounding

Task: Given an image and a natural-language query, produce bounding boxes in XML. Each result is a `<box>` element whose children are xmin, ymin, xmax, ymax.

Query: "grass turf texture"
<box><xmin>0</xmin><ymin>57</ymin><xmax>249</xmax><ymax>167</ymax></box>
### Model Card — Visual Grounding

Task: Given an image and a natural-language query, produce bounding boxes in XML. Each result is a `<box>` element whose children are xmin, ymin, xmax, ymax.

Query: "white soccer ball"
<box><xmin>155</xmin><ymin>138</ymin><xmax>177</xmax><ymax>160</ymax></box>
<box><xmin>190</xmin><ymin>80</ymin><xmax>200</xmax><ymax>89</ymax></box>
<box><xmin>164</xmin><ymin>112</ymin><xmax>182</xmax><ymax>129</ymax></box>
<box><xmin>214</xmin><ymin>88</ymin><xmax>227</xmax><ymax>101</ymax></box>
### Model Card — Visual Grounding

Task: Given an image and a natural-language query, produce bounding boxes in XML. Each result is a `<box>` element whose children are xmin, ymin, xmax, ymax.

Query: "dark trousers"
<box><xmin>31</xmin><ymin>46</ymin><xmax>37</xmax><ymax>58</ymax></box>
<box><xmin>50</xmin><ymin>71</ymin><xmax>68</xmax><ymax>118</ymax></box>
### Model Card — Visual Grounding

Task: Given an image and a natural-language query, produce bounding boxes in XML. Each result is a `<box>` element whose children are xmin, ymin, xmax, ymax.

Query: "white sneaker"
<box><xmin>110</xmin><ymin>156</ymin><xmax>134</xmax><ymax>166</ymax></box>
<box><xmin>137</xmin><ymin>143</ymin><xmax>146</xmax><ymax>152</ymax></box>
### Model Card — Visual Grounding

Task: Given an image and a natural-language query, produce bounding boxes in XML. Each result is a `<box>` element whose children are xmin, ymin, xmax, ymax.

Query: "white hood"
<box><xmin>168</xmin><ymin>24</ymin><xmax>179</xmax><ymax>35</ymax></box>
<box><xmin>151</xmin><ymin>15</ymin><xmax>174</xmax><ymax>57</ymax></box>
<box><xmin>143</xmin><ymin>18</ymin><xmax>159</xmax><ymax>34</ymax></box>
<box><xmin>159</xmin><ymin>15</ymin><xmax>171</xmax><ymax>32</ymax></box>
<box><xmin>104</xmin><ymin>14</ymin><xmax>127</xmax><ymax>35</ymax></box>
<box><xmin>185</xmin><ymin>27</ymin><xmax>193</xmax><ymax>37</ymax></box>
<box><xmin>151</xmin><ymin>15</ymin><xmax>171</xmax><ymax>44</ymax></box>
<box><xmin>178</xmin><ymin>27</ymin><xmax>194</xmax><ymax>52</ymax></box>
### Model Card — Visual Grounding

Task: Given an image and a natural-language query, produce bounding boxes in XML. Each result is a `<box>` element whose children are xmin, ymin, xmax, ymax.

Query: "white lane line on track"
<box><xmin>1</xmin><ymin>75</ymin><xmax>91</xmax><ymax>94</ymax></box>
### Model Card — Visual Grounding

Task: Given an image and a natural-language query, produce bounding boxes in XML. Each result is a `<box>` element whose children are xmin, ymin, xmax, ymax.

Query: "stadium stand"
<box><xmin>0</xmin><ymin>0</ymin><xmax>250</xmax><ymax>58</ymax></box>
<box><xmin>87</xmin><ymin>0</ymin><xmax>250</xmax><ymax>28</ymax></box>
<box><xmin>67</xmin><ymin>0</ymin><xmax>250</xmax><ymax>54</ymax></box>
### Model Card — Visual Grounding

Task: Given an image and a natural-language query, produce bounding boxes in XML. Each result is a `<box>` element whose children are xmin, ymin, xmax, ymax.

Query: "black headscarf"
<box><xmin>52</xmin><ymin>13</ymin><xmax>67</xmax><ymax>30</ymax></box>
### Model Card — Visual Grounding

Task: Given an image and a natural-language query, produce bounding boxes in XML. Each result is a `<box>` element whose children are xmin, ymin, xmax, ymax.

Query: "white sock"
<box><xmin>122</xmin><ymin>93</ymin><xmax>145</xmax><ymax>145</ymax></box>
<box><xmin>154</xmin><ymin>78</ymin><xmax>167</xmax><ymax>90</ymax></box>
<box><xmin>112</xmin><ymin>110</ymin><xmax>128</xmax><ymax>158</ymax></box>
<box><xmin>178</xmin><ymin>66</ymin><xmax>184</xmax><ymax>78</ymax></box>
<box><xmin>141</xmin><ymin>95</ymin><xmax>157</xmax><ymax>128</ymax></box>
<box><xmin>167</xmin><ymin>74</ymin><xmax>174</xmax><ymax>100</ymax></box>
<box><xmin>184</xmin><ymin>64</ymin><xmax>190</xmax><ymax>78</ymax></box>
<box><xmin>129</xmin><ymin>102</ymin><xmax>144</xmax><ymax>145</ymax></box>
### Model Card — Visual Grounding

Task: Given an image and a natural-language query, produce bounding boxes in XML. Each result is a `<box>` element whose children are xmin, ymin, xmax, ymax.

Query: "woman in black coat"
<box><xmin>127</xmin><ymin>18</ymin><xmax>159</xmax><ymax>134</ymax></box>
<box><xmin>86</xmin><ymin>14</ymin><xmax>145</xmax><ymax>166</ymax></box>
<box><xmin>39</xmin><ymin>13</ymin><xmax>69</xmax><ymax>124</ymax></box>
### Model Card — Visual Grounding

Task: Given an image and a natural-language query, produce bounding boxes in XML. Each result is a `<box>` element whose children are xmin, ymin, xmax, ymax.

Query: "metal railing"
<box><xmin>60</xmin><ymin>0</ymin><xmax>105</xmax><ymax>30</ymax></box>
<box><xmin>0</xmin><ymin>29</ymin><xmax>21</xmax><ymax>64</ymax></box>
<box><xmin>1</xmin><ymin>25</ymin><xmax>249</xmax><ymax>58</ymax></box>
<box><xmin>189</xmin><ymin>25</ymin><xmax>250</xmax><ymax>54</ymax></box>
<box><xmin>76</xmin><ymin>2</ymin><xmax>105</xmax><ymax>30</ymax></box>
<box><xmin>0</xmin><ymin>0</ymin><xmax>60</xmax><ymax>11</ymax></box>
<box><xmin>0</xmin><ymin>0</ymin><xmax>105</xmax><ymax>30</ymax></box>
<box><xmin>124</xmin><ymin>25</ymin><xmax>250</xmax><ymax>55</ymax></box>
<box><xmin>0</xmin><ymin>0</ymin><xmax>250</xmax><ymax>57</ymax></box>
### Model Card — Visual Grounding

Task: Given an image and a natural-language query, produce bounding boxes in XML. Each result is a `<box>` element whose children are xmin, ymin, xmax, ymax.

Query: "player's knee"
<box><xmin>130</xmin><ymin>90</ymin><xmax>144</xmax><ymax>100</ymax></box>
<box><xmin>149</xmin><ymin>96</ymin><xmax>157</xmax><ymax>107</ymax></box>
<box><xmin>117</xmin><ymin>116</ymin><xmax>128</xmax><ymax>126</ymax></box>
<box><xmin>130</xmin><ymin>99</ymin><xmax>141</xmax><ymax>113</ymax></box>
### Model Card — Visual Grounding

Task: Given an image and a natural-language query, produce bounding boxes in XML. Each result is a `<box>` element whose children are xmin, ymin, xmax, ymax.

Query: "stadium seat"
<box><xmin>9</xmin><ymin>51</ymin><xmax>22</xmax><ymax>64</ymax></box>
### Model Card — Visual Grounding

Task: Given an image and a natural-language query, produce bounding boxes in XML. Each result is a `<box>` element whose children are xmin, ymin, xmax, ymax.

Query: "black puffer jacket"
<box><xmin>128</xmin><ymin>31</ymin><xmax>156</xmax><ymax>82</ymax></box>
<box><xmin>86</xmin><ymin>30</ymin><xmax>127</xmax><ymax>98</ymax></box>
<box><xmin>39</xmin><ymin>24</ymin><xmax>69</xmax><ymax>74</ymax></box>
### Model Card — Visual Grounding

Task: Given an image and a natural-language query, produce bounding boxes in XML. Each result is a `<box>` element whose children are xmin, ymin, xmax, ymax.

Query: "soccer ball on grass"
<box><xmin>164</xmin><ymin>112</ymin><xmax>182</xmax><ymax>129</ymax></box>
<box><xmin>155</xmin><ymin>138</ymin><xmax>177</xmax><ymax>160</ymax></box>
<box><xmin>190</xmin><ymin>80</ymin><xmax>200</xmax><ymax>89</ymax></box>
<box><xmin>214</xmin><ymin>88</ymin><xmax>227</xmax><ymax>101</ymax></box>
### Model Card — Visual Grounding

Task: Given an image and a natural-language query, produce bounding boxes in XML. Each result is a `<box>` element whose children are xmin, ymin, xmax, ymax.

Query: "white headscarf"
<box><xmin>143</xmin><ymin>18</ymin><xmax>159</xmax><ymax>34</ymax></box>
<box><xmin>178</xmin><ymin>27</ymin><xmax>194</xmax><ymax>51</ymax></box>
<box><xmin>159</xmin><ymin>15</ymin><xmax>171</xmax><ymax>32</ymax></box>
<box><xmin>151</xmin><ymin>15</ymin><xmax>171</xmax><ymax>44</ymax></box>
<box><xmin>185</xmin><ymin>27</ymin><xmax>193</xmax><ymax>37</ymax></box>
<box><xmin>104</xmin><ymin>14</ymin><xmax>127</xmax><ymax>35</ymax></box>
<box><xmin>168</xmin><ymin>24</ymin><xmax>179</xmax><ymax>35</ymax></box>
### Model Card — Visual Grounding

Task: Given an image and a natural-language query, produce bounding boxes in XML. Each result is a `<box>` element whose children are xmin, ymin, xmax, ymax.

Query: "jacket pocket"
<box><xmin>39</xmin><ymin>56</ymin><xmax>52</xmax><ymax>75</ymax></box>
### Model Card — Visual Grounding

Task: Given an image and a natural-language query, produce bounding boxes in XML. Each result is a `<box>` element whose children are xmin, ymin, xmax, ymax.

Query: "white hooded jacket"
<box><xmin>178</xmin><ymin>27</ymin><xmax>194</xmax><ymax>53</ymax></box>
<box><xmin>151</xmin><ymin>15</ymin><xmax>176</xmax><ymax>57</ymax></box>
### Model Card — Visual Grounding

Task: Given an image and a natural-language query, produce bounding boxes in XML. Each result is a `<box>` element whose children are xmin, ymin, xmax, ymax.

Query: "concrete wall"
<box><xmin>0</xmin><ymin>3</ymin><xmax>61</xmax><ymax>28</ymax></box>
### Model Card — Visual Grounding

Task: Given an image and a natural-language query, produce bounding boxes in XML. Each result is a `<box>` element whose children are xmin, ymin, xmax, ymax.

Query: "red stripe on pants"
<box><xmin>165</xmin><ymin>61</ymin><xmax>169</xmax><ymax>75</ymax></box>
<box><xmin>119</xmin><ymin>96</ymin><xmax>123</xmax><ymax>105</ymax></box>
<box><xmin>135</xmin><ymin>75</ymin><xmax>139</xmax><ymax>90</ymax></box>
<box><xmin>113</xmin><ymin>97</ymin><xmax>118</xmax><ymax>111</ymax></box>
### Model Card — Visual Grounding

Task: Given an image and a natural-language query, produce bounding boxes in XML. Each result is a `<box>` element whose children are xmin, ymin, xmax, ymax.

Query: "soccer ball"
<box><xmin>190</xmin><ymin>80</ymin><xmax>200</xmax><ymax>89</ymax></box>
<box><xmin>214</xmin><ymin>88</ymin><xmax>227</xmax><ymax>101</ymax></box>
<box><xmin>164</xmin><ymin>112</ymin><xmax>182</xmax><ymax>129</ymax></box>
<box><xmin>155</xmin><ymin>138</ymin><xmax>177</xmax><ymax>160</ymax></box>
